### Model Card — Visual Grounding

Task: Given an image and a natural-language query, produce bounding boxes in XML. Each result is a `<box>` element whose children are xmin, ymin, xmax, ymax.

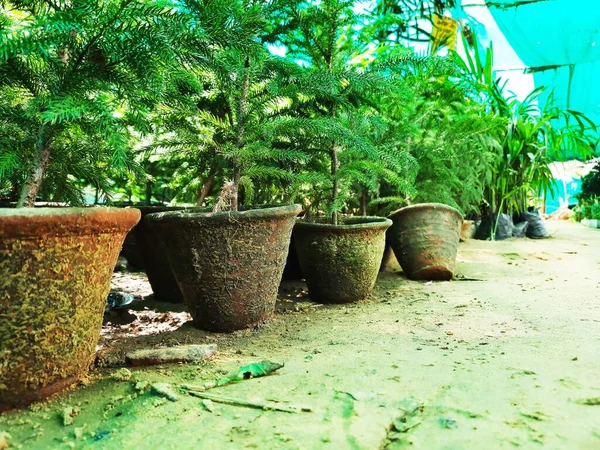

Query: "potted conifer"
<box><xmin>0</xmin><ymin>0</ymin><xmax>187</xmax><ymax>408</ymax></box>
<box><xmin>146</xmin><ymin>2</ymin><xmax>303</xmax><ymax>331</ymax></box>
<box><xmin>279</xmin><ymin>0</ymin><xmax>415</xmax><ymax>303</ymax></box>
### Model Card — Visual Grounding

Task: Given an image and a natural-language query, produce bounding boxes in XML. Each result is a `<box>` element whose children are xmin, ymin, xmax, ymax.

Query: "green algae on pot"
<box><xmin>0</xmin><ymin>207</ymin><xmax>140</xmax><ymax>410</ymax></box>
<box><xmin>387</xmin><ymin>203</ymin><xmax>463</xmax><ymax>281</ymax></box>
<box><xmin>145</xmin><ymin>205</ymin><xmax>301</xmax><ymax>332</ymax></box>
<box><xmin>294</xmin><ymin>217</ymin><xmax>392</xmax><ymax>303</ymax></box>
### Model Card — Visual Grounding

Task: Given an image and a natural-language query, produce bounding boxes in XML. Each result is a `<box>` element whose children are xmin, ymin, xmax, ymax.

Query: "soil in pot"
<box><xmin>0</xmin><ymin>207</ymin><xmax>140</xmax><ymax>409</ymax></box>
<box><xmin>145</xmin><ymin>205</ymin><xmax>301</xmax><ymax>332</ymax></box>
<box><xmin>293</xmin><ymin>217</ymin><xmax>392</xmax><ymax>303</ymax></box>
<box><xmin>387</xmin><ymin>203</ymin><xmax>463</xmax><ymax>281</ymax></box>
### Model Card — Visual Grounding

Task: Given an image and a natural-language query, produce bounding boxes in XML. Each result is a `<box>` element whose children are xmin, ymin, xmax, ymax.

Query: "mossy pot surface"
<box><xmin>145</xmin><ymin>205</ymin><xmax>301</xmax><ymax>332</ymax></box>
<box><xmin>294</xmin><ymin>217</ymin><xmax>392</xmax><ymax>303</ymax></box>
<box><xmin>132</xmin><ymin>206</ymin><xmax>206</xmax><ymax>303</ymax></box>
<box><xmin>387</xmin><ymin>203</ymin><xmax>463</xmax><ymax>281</ymax></box>
<box><xmin>0</xmin><ymin>207</ymin><xmax>140</xmax><ymax>410</ymax></box>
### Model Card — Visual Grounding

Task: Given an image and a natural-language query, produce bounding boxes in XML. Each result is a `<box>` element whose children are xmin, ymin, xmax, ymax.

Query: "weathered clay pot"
<box><xmin>132</xmin><ymin>206</ymin><xmax>195</xmax><ymax>303</ymax></box>
<box><xmin>294</xmin><ymin>217</ymin><xmax>392</xmax><ymax>303</ymax></box>
<box><xmin>387</xmin><ymin>203</ymin><xmax>463</xmax><ymax>281</ymax></box>
<box><xmin>146</xmin><ymin>205</ymin><xmax>301</xmax><ymax>332</ymax></box>
<box><xmin>0</xmin><ymin>207</ymin><xmax>140</xmax><ymax>409</ymax></box>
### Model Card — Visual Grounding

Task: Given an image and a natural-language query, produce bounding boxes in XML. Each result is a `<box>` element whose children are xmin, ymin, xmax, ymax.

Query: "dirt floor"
<box><xmin>1</xmin><ymin>221</ymin><xmax>600</xmax><ymax>449</ymax></box>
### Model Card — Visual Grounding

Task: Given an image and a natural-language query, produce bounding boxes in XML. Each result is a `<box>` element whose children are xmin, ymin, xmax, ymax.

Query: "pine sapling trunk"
<box><xmin>360</xmin><ymin>189</ymin><xmax>368</xmax><ymax>216</ymax></box>
<box><xmin>230</xmin><ymin>56</ymin><xmax>251</xmax><ymax>212</ymax></box>
<box><xmin>330</xmin><ymin>142</ymin><xmax>339</xmax><ymax>225</ymax></box>
<box><xmin>17</xmin><ymin>128</ymin><xmax>51</xmax><ymax>208</ymax></box>
<box><xmin>145</xmin><ymin>179</ymin><xmax>153</xmax><ymax>206</ymax></box>
<box><xmin>230</xmin><ymin>165</ymin><xmax>241</xmax><ymax>212</ymax></box>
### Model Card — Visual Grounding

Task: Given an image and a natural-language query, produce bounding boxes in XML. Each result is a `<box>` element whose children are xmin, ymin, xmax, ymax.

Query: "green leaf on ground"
<box><xmin>218</xmin><ymin>360</ymin><xmax>284</xmax><ymax>385</ymax></box>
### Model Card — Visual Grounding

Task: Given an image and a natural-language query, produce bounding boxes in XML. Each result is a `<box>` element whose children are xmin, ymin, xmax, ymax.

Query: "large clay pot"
<box><xmin>0</xmin><ymin>207</ymin><xmax>140</xmax><ymax>409</ymax></box>
<box><xmin>294</xmin><ymin>217</ymin><xmax>392</xmax><ymax>303</ymax></box>
<box><xmin>387</xmin><ymin>203</ymin><xmax>463</xmax><ymax>281</ymax></box>
<box><xmin>146</xmin><ymin>205</ymin><xmax>301</xmax><ymax>332</ymax></box>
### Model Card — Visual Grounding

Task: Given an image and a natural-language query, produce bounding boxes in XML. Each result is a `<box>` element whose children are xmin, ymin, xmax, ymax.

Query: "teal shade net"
<box><xmin>486</xmin><ymin>0</ymin><xmax>600</xmax><ymax>158</ymax></box>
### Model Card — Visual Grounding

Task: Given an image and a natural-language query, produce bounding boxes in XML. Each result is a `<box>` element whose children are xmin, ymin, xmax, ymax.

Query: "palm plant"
<box><xmin>453</xmin><ymin>31</ymin><xmax>597</xmax><ymax>218</ymax></box>
<box><xmin>0</xmin><ymin>0</ymin><xmax>201</xmax><ymax>207</ymax></box>
<box><xmin>487</xmin><ymin>89</ymin><xmax>597</xmax><ymax>216</ymax></box>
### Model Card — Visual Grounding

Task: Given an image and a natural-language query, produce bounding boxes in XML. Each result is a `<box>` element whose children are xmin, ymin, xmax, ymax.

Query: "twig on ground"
<box><xmin>184</xmin><ymin>391</ymin><xmax>312</xmax><ymax>413</ymax></box>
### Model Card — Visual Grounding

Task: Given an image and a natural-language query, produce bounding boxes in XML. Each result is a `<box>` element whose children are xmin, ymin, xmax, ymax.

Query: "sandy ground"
<box><xmin>1</xmin><ymin>221</ymin><xmax>600</xmax><ymax>449</ymax></box>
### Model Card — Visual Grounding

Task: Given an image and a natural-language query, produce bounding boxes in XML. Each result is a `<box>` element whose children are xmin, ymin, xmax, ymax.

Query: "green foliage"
<box><xmin>578</xmin><ymin>161</ymin><xmax>600</xmax><ymax>201</ymax></box>
<box><xmin>0</xmin><ymin>0</ymin><xmax>193</xmax><ymax>206</ymax></box>
<box><xmin>275</xmin><ymin>0</ymin><xmax>418</xmax><ymax>223</ymax></box>
<box><xmin>486</xmin><ymin>89</ymin><xmax>596</xmax><ymax>216</ymax></box>
<box><xmin>374</xmin><ymin>48</ymin><xmax>502</xmax><ymax>217</ymax></box>
<box><xmin>453</xmin><ymin>31</ymin><xmax>597</xmax><ymax>218</ymax></box>
<box><xmin>2</xmin><ymin>0</ymin><xmax>595</xmax><ymax>223</ymax></box>
<box><xmin>574</xmin><ymin>197</ymin><xmax>600</xmax><ymax>221</ymax></box>
<box><xmin>367</xmin><ymin>0</ymin><xmax>457</xmax><ymax>46</ymax></box>
<box><xmin>575</xmin><ymin>161</ymin><xmax>600</xmax><ymax>222</ymax></box>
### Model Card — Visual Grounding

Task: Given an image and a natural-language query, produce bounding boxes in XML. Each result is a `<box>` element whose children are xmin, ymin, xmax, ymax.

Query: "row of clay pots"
<box><xmin>132</xmin><ymin>211</ymin><xmax>392</xmax><ymax>310</ymax></box>
<box><xmin>283</xmin><ymin>203</ymin><xmax>464</xmax><ymax>282</ymax></box>
<box><xmin>129</xmin><ymin>202</ymin><xmax>464</xmax><ymax>309</ymax></box>
<box><xmin>0</xmin><ymin>202</ymin><xmax>461</xmax><ymax>410</ymax></box>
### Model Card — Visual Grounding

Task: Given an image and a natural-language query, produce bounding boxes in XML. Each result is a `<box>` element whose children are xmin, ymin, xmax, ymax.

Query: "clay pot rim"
<box><xmin>295</xmin><ymin>216</ymin><xmax>392</xmax><ymax>232</ymax></box>
<box><xmin>388</xmin><ymin>203</ymin><xmax>463</xmax><ymax>220</ymax></box>
<box><xmin>145</xmin><ymin>204</ymin><xmax>302</xmax><ymax>224</ymax></box>
<box><xmin>0</xmin><ymin>207</ymin><xmax>141</xmax><ymax>237</ymax></box>
<box><xmin>131</xmin><ymin>205</ymin><xmax>211</xmax><ymax>218</ymax></box>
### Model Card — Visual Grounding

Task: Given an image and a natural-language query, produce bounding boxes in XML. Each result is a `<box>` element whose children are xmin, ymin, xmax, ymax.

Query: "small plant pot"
<box><xmin>132</xmin><ymin>206</ymin><xmax>198</xmax><ymax>303</ymax></box>
<box><xmin>0</xmin><ymin>207</ymin><xmax>140</xmax><ymax>409</ymax></box>
<box><xmin>146</xmin><ymin>205</ymin><xmax>301</xmax><ymax>332</ymax></box>
<box><xmin>294</xmin><ymin>217</ymin><xmax>392</xmax><ymax>303</ymax></box>
<box><xmin>387</xmin><ymin>203</ymin><xmax>463</xmax><ymax>281</ymax></box>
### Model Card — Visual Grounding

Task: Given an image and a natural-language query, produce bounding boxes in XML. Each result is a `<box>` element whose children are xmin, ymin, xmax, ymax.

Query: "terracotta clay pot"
<box><xmin>0</xmin><ymin>207</ymin><xmax>140</xmax><ymax>409</ymax></box>
<box><xmin>387</xmin><ymin>203</ymin><xmax>463</xmax><ymax>281</ymax></box>
<box><xmin>146</xmin><ymin>205</ymin><xmax>301</xmax><ymax>332</ymax></box>
<box><xmin>294</xmin><ymin>217</ymin><xmax>392</xmax><ymax>303</ymax></box>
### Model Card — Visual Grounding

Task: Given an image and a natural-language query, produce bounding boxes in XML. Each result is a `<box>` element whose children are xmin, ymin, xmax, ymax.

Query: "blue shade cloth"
<box><xmin>486</xmin><ymin>0</ymin><xmax>600</xmax><ymax>158</ymax></box>
<box><xmin>486</xmin><ymin>0</ymin><xmax>600</xmax><ymax>67</ymax></box>
<box><xmin>545</xmin><ymin>179</ymin><xmax>581</xmax><ymax>213</ymax></box>
<box><xmin>534</xmin><ymin>61</ymin><xmax>600</xmax><ymax>125</ymax></box>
